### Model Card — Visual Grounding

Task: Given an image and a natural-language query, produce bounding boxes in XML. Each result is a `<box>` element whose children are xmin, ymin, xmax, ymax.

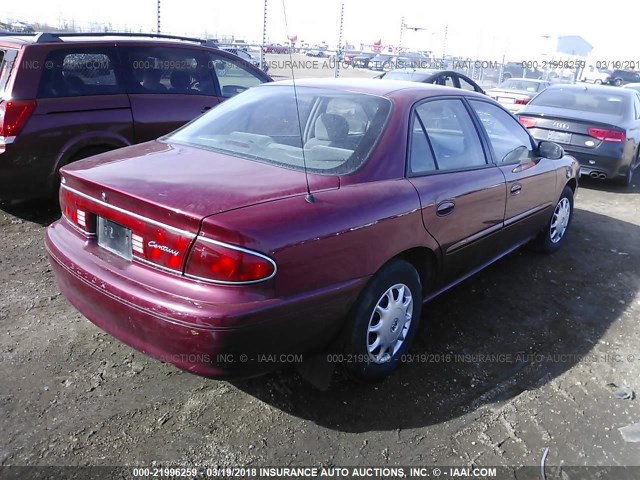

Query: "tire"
<box><xmin>614</xmin><ymin>78</ymin><xmax>622</xmax><ymax>86</ymax></box>
<box><xmin>594</xmin><ymin>79</ymin><xmax>602</xmax><ymax>85</ymax></box>
<box><xmin>615</xmin><ymin>163</ymin><xmax>635</xmax><ymax>187</ymax></box>
<box><xmin>531</xmin><ymin>186</ymin><xmax>574</xmax><ymax>253</ymax></box>
<box><xmin>343</xmin><ymin>259</ymin><xmax>423</xmax><ymax>382</ymax></box>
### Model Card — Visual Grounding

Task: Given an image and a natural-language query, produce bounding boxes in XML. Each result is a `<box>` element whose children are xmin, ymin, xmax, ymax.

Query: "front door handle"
<box><xmin>201</xmin><ymin>106</ymin><xmax>213</xmax><ymax>113</ymax></box>
<box><xmin>510</xmin><ymin>183</ymin><xmax>522</xmax><ymax>195</ymax></box>
<box><xmin>436</xmin><ymin>200</ymin><xmax>455</xmax><ymax>216</ymax></box>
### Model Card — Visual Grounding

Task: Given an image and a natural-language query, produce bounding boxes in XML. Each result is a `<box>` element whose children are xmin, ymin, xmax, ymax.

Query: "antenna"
<box><xmin>281</xmin><ymin>0</ymin><xmax>315</xmax><ymax>203</ymax></box>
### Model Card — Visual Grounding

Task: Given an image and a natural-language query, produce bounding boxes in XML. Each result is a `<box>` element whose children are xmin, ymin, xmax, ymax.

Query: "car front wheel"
<box><xmin>343</xmin><ymin>259</ymin><xmax>423</xmax><ymax>382</ymax></box>
<box><xmin>532</xmin><ymin>186</ymin><xmax>574</xmax><ymax>253</ymax></box>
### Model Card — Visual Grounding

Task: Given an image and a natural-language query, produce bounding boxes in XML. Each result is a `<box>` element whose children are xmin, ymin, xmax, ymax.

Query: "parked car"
<box><xmin>368</xmin><ymin>53</ymin><xmax>395</xmax><ymax>71</ymax></box>
<box><xmin>350</xmin><ymin>52</ymin><xmax>375</xmax><ymax>68</ymax></box>
<box><xmin>378</xmin><ymin>68</ymin><xmax>485</xmax><ymax>94</ymax></box>
<box><xmin>46</xmin><ymin>78</ymin><xmax>579</xmax><ymax>382</ymax></box>
<box><xmin>487</xmin><ymin>78</ymin><xmax>551</xmax><ymax>113</ymax></box>
<box><xmin>580</xmin><ymin>65</ymin><xmax>611</xmax><ymax>84</ymax></box>
<box><xmin>394</xmin><ymin>51</ymin><xmax>428</xmax><ymax>68</ymax></box>
<box><xmin>263</xmin><ymin>44</ymin><xmax>289</xmax><ymax>54</ymax></box>
<box><xmin>605</xmin><ymin>69</ymin><xmax>640</xmax><ymax>86</ymax></box>
<box><xmin>518</xmin><ymin>84</ymin><xmax>640</xmax><ymax>185</ymax></box>
<box><xmin>305</xmin><ymin>49</ymin><xmax>328</xmax><ymax>58</ymax></box>
<box><xmin>0</xmin><ymin>32</ymin><xmax>271</xmax><ymax>202</ymax></box>
<box><xmin>221</xmin><ymin>47</ymin><xmax>267</xmax><ymax>72</ymax></box>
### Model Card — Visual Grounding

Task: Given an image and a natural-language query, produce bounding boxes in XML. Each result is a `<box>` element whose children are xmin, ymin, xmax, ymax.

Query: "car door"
<box><xmin>121</xmin><ymin>45</ymin><xmax>221</xmax><ymax>143</ymax></box>
<box><xmin>467</xmin><ymin>99</ymin><xmax>558</xmax><ymax>247</ymax></box>
<box><xmin>33</xmin><ymin>47</ymin><xmax>134</xmax><ymax>179</ymax></box>
<box><xmin>407</xmin><ymin>98</ymin><xmax>507</xmax><ymax>285</ymax></box>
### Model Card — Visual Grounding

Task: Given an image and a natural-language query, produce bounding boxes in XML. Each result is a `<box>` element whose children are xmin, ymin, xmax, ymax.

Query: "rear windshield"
<box><xmin>0</xmin><ymin>49</ymin><xmax>18</xmax><ymax>97</ymax></box>
<box><xmin>529</xmin><ymin>88</ymin><xmax>628</xmax><ymax>117</ymax></box>
<box><xmin>498</xmin><ymin>79</ymin><xmax>543</xmax><ymax>92</ymax></box>
<box><xmin>165</xmin><ymin>85</ymin><xmax>391</xmax><ymax>175</ymax></box>
<box><xmin>383</xmin><ymin>71</ymin><xmax>413</xmax><ymax>80</ymax></box>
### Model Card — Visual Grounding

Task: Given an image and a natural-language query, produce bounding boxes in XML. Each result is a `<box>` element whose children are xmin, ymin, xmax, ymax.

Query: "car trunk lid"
<box><xmin>60</xmin><ymin>140</ymin><xmax>339</xmax><ymax>273</ymax></box>
<box><xmin>516</xmin><ymin>108</ymin><xmax>625</xmax><ymax>148</ymax></box>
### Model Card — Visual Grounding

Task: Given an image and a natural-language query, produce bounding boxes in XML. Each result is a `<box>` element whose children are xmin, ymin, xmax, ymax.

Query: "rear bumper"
<box><xmin>46</xmin><ymin>220</ymin><xmax>367</xmax><ymax>378</ymax></box>
<box><xmin>564</xmin><ymin>150</ymin><xmax>628</xmax><ymax>179</ymax></box>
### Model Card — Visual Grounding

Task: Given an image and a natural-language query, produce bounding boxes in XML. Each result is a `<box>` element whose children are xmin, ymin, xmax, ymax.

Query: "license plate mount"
<box><xmin>97</xmin><ymin>217</ymin><xmax>132</xmax><ymax>260</ymax></box>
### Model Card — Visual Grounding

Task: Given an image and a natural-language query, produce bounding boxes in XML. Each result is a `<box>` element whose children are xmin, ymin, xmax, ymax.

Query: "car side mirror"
<box><xmin>538</xmin><ymin>140</ymin><xmax>564</xmax><ymax>160</ymax></box>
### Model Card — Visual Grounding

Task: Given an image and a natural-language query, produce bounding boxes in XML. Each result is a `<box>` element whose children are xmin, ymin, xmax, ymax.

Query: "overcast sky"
<box><xmin>3</xmin><ymin>0</ymin><xmax>639</xmax><ymax>61</ymax></box>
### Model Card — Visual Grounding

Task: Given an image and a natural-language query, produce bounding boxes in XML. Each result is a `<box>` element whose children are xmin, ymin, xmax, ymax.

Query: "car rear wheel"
<box><xmin>343</xmin><ymin>259</ymin><xmax>422</xmax><ymax>382</ymax></box>
<box><xmin>594</xmin><ymin>79</ymin><xmax>602</xmax><ymax>85</ymax></box>
<box><xmin>616</xmin><ymin>162</ymin><xmax>635</xmax><ymax>187</ymax></box>
<box><xmin>532</xmin><ymin>186</ymin><xmax>574</xmax><ymax>253</ymax></box>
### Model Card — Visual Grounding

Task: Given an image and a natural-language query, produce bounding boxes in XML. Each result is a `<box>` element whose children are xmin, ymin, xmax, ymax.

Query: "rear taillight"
<box><xmin>131</xmin><ymin>225</ymin><xmax>192</xmax><ymax>271</ymax></box>
<box><xmin>60</xmin><ymin>187</ymin><xmax>94</xmax><ymax>234</ymax></box>
<box><xmin>0</xmin><ymin>100</ymin><xmax>37</xmax><ymax>137</ymax></box>
<box><xmin>60</xmin><ymin>185</ymin><xmax>192</xmax><ymax>271</ymax></box>
<box><xmin>587</xmin><ymin>127</ymin><xmax>625</xmax><ymax>143</ymax></box>
<box><xmin>515</xmin><ymin>98</ymin><xmax>529</xmax><ymax>105</ymax></box>
<box><xmin>517</xmin><ymin>116</ymin><xmax>537</xmax><ymax>128</ymax></box>
<box><xmin>186</xmin><ymin>237</ymin><xmax>275</xmax><ymax>284</ymax></box>
<box><xmin>60</xmin><ymin>185</ymin><xmax>275</xmax><ymax>282</ymax></box>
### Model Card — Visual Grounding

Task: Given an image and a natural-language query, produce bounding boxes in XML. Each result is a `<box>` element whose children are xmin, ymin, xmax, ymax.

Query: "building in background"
<box><xmin>556</xmin><ymin>35</ymin><xmax>593</xmax><ymax>57</ymax></box>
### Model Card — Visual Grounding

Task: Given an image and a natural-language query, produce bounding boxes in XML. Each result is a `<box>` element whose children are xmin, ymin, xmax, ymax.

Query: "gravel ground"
<box><xmin>1</xmin><ymin>112</ymin><xmax>639</xmax><ymax>476</ymax></box>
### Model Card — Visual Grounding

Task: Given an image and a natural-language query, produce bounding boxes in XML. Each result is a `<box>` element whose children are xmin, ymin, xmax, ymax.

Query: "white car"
<box><xmin>486</xmin><ymin>78</ymin><xmax>551</xmax><ymax>113</ymax></box>
<box><xmin>580</xmin><ymin>66</ymin><xmax>611</xmax><ymax>84</ymax></box>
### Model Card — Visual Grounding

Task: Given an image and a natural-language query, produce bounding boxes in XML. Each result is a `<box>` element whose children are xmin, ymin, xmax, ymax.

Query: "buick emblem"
<box><xmin>552</xmin><ymin>121</ymin><xmax>570</xmax><ymax>130</ymax></box>
<box><xmin>101</xmin><ymin>191</ymin><xmax>107</xmax><ymax>202</ymax></box>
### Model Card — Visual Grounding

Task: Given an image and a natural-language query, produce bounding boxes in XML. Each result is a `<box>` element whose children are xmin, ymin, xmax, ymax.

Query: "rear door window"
<box><xmin>124</xmin><ymin>46</ymin><xmax>214</xmax><ymax>96</ymax></box>
<box><xmin>37</xmin><ymin>49</ymin><xmax>123</xmax><ymax>98</ymax></box>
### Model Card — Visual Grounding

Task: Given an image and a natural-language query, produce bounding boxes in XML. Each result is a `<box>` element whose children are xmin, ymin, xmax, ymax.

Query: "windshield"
<box><xmin>165</xmin><ymin>85</ymin><xmax>392</xmax><ymax>175</ymax></box>
<box><xmin>530</xmin><ymin>88</ymin><xmax>627</xmax><ymax>117</ymax></box>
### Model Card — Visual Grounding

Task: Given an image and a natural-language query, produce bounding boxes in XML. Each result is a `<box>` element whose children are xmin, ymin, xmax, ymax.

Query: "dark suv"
<box><xmin>606</xmin><ymin>69</ymin><xmax>640</xmax><ymax>86</ymax></box>
<box><xmin>0</xmin><ymin>32</ymin><xmax>272</xmax><ymax>201</ymax></box>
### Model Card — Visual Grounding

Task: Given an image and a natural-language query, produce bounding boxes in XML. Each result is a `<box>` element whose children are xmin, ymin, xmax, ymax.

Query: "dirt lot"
<box><xmin>2</xmin><ymin>173</ymin><xmax>640</xmax><ymax>474</ymax></box>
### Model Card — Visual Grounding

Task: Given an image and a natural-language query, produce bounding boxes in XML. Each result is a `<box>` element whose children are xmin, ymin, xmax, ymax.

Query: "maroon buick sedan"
<box><xmin>46</xmin><ymin>78</ymin><xmax>579</xmax><ymax>381</ymax></box>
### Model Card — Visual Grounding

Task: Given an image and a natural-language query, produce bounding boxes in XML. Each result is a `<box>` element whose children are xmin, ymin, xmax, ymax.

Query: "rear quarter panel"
<box><xmin>199</xmin><ymin>179</ymin><xmax>440</xmax><ymax>298</ymax></box>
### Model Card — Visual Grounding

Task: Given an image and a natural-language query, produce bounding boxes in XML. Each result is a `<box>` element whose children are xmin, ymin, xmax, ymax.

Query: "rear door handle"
<box><xmin>510</xmin><ymin>183</ymin><xmax>522</xmax><ymax>195</ymax></box>
<box><xmin>436</xmin><ymin>200</ymin><xmax>455</xmax><ymax>216</ymax></box>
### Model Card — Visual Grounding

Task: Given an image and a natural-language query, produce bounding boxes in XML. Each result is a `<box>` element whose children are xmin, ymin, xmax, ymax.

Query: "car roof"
<box><xmin>0</xmin><ymin>32</ymin><xmax>217</xmax><ymax>47</ymax></box>
<box><xmin>266</xmin><ymin>77</ymin><xmax>485</xmax><ymax>99</ymax></box>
